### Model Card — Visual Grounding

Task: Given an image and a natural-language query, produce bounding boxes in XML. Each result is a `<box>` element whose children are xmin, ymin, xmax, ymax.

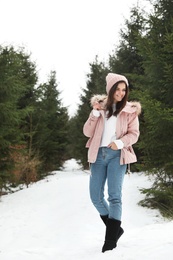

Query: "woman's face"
<box><xmin>113</xmin><ymin>82</ymin><xmax>126</xmax><ymax>103</ymax></box>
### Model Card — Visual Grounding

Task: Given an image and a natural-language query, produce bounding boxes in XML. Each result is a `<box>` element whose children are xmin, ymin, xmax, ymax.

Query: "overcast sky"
<box><xmin>0</xmin><ymin>0</ymin><xmax>150</xmax><ymax>116</ymax></box>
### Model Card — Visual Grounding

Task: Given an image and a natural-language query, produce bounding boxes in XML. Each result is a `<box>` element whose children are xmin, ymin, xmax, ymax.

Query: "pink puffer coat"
<box><xmin>83</xmin><ymin>95</ymin><xmax>141</xmax><ymax>165</ymax></box>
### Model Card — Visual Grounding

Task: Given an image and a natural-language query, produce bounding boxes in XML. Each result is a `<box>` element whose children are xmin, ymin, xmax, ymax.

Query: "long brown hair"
<box><xmin>106</xmin><ymin>81</ymin><xmax>129</xmax><ymax>118</ymax></box>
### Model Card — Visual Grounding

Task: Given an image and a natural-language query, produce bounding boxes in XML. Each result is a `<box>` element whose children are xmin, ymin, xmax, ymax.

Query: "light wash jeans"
<box><xmin>90</xmin><ymin>147</ymin><xmax>127</xmax><ymax>221</ymax></box>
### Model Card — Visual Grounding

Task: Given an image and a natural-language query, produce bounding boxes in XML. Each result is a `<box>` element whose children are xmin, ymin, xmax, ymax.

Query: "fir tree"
<box><xmin>134</xmin><ymin>0</ymin><xmax>173</xmax><ymax>217</ymax></box>
<box><xmin>0</xmin><ymin>46</ymin><xmax>38</xmax><ymax>191</ymax></box>
<box><xmin>33</xmin><ymin>71</ymin><xmax>69</xmax><ymax>172</ymax></box>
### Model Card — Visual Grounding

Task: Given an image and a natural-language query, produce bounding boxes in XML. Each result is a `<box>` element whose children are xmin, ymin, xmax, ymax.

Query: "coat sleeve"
<box><xmin>120</xmin><ymin>113</ymin><xmax>140</xmax><ymax>147</ymax></box>
<box><xmin>83</xmin><ymin>111</ymin><xmax>100</xmax><ymax>138</ymax></box>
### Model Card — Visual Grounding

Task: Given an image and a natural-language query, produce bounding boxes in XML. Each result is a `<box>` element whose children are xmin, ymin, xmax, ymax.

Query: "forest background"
<box><xmin>0</xmin><ymin>0</ymin><xmax>173</xmax><ymax>218</ymax></box>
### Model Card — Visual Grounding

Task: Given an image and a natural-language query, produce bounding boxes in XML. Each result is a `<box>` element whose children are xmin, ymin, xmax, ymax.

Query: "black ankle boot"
<box><xmin>102</xmin><ymin>218</ymin><xmax>121</xmax><ymax>253</ymax></box>
<box><xmin>100</xmin><ymin>215</ymin><xmax>124</xmax><ymax>244</ymax></box>
<box><xmin>100</xmin><ymin>215</ymin><xmax>108</xmax><ymax>225</ymax></box>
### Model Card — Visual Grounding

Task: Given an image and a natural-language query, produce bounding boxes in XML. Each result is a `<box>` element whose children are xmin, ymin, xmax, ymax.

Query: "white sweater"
<box><xmin>93</xmin><ymin>109</ymin><xmax>124</xmax><ymax>149</ymax></box>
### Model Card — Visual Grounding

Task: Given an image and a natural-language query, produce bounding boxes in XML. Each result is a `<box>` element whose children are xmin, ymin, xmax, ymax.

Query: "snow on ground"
<box><xmin>0</xmin><ymin>159</ymin><xmax>173</xmax><ymax>260</ymax></box>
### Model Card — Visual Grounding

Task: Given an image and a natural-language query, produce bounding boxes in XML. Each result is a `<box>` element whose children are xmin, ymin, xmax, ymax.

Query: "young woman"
<box><xmin>83</xmin><ymin>73</ymin><xmax>141</xmax><ymax>253</ymax></box>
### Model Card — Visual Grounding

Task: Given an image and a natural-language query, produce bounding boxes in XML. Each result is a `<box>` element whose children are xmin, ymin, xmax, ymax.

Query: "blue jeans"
<box><xmin>90</xmin><ymin>147</ymin><xmax>127</xmax><ymax>221</ymax></box>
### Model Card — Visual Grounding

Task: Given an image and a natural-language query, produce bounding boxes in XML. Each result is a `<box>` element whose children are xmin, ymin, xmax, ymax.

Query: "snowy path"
<box><xmin>0</xmin><ymin>159</ymin><xmax>173</xmax><ymax>260</ymax></box>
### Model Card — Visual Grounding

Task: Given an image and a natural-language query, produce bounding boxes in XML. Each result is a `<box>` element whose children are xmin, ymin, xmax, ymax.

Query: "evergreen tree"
<box><xmin>109</xmin><ymin>6</ymin><xmax>145</xmax><ymax>83</ymax></box>
<box><xmin>33</xmin><ymin>71</ymin><xmax>69</xmax><ymax>173</ymax></box>
<box><xmin>0</xmin><ymin>46</ymin><xmax>38</xmax><ymax>191</ymax></box>
<box><xmin>134</xmin><ymin>0</ymin><xmax>173</xmax><ymax>217</ymax></box>
<box><xmin>137</xmin><ymin>0</ymin><xmax>173</xmax><ymax>107</ymax></box>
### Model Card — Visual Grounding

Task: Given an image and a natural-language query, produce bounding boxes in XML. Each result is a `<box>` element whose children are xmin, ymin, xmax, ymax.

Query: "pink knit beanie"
<box><xmin>106</xmin><ymin>73</ymin><xmax>128</xmax><ymax>94</ymax></box>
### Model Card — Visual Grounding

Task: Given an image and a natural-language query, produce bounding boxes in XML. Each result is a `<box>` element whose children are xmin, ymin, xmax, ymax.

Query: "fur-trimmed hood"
<box><xmin>90</xmin><ymin>94</ymin><xmax>141</xmax><ymax>115</ymax></box>
<box><xmin>90</xmin><ymin>94</ymin><xmax>107</xmax><ymax>108</ymax></box>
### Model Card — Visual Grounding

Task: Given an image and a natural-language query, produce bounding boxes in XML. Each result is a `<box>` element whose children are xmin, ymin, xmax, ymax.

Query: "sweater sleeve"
<box><xmin>92</xmin><ymin>109</ymin><xmax>101</xmax><ymax>117</ymax></box>
<box><xmin>113</xmin><ymin>139</ymin><xmax>124</xmax><ymax>149</ymax></box>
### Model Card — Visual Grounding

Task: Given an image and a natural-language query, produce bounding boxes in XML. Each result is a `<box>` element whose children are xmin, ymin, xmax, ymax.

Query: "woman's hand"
<box><xmin>93</xmin><ymin>102</ymin><xmax>103</xmax><ymax>110</ymax></box>
<box><xmin>108</xmin><ymin>142</ymin><xmax>118</xmax><ymax>150</ymax></box>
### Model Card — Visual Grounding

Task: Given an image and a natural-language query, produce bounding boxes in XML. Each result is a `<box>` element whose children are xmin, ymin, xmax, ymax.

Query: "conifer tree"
<box><xmin>109</xmin><ymin>6</ymin><xmax>145</xmax><ymax>88</ymax></box>
<box><xmin>33</xmin><ymin>71</ymin><xmax>69</xmax><ymax>172</ymax></box>
<box><xmin>0</xmin><ymin>46</ymin><xmax>38</xmax><ymax>191</ymax></box>
<box><xmin>133</xmin><ymin>0</ymin><xmax>173</xmax><ymax>216</ymax></box>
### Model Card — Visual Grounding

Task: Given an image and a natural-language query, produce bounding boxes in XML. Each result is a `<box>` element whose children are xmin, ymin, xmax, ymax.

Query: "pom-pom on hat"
<box><xmin>106</xmin><ymin>73</ymin><xmax>128</xmax><ymax>94</ymax></box>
